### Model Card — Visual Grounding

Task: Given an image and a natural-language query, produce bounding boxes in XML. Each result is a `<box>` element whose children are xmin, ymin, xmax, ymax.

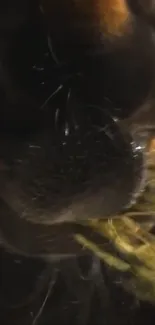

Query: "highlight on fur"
<box><xmin>40</xmin><ymin>0</ymin><xmax>132</xmax><ymax>43</ymax></box>
<box><xmin>96</xmin><ymin>0</ymin><xmax>131</xmax><ymax>36</ymax></box>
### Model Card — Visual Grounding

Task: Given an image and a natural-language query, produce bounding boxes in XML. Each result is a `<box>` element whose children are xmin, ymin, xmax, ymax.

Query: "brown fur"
<box><xmin>40</xmin><ymin>0</ymin><xmax>132</xmax><ymax>49</ymax></box>
<box><xmin>96</xmin><ymin>0</ymin><xmax>131</xmax><ymax>36</ymax></box>
<box><xmin>0</xmin><ymin>0</ymin><xmax>155</xmax><ymax>258</ymax></box>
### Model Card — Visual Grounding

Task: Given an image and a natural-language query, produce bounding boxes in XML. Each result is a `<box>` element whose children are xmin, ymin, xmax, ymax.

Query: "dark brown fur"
<box><xmin>0</xmin><ymin>0</ymin><xmax>154</xmax><ymax>258</ymax></box>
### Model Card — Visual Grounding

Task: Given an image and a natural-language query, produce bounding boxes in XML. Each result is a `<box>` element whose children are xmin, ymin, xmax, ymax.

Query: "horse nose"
<box><xmin>55</xmin><ymin>103</ymin><xmax>144</xmax><ymax>220</ymax></box>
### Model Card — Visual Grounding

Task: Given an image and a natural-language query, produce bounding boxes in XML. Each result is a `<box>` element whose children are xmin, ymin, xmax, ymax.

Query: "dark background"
<box><xmin>1</xmin><ymin>248</ymin><xmax>155</xmax><ymax>325</ymax></box>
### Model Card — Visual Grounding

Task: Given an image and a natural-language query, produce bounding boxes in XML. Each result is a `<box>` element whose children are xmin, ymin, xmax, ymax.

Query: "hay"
<box><xmin>75</xmin><ymin>135</ymin><xmax>155</xmax><ymax>304</ymax></box>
